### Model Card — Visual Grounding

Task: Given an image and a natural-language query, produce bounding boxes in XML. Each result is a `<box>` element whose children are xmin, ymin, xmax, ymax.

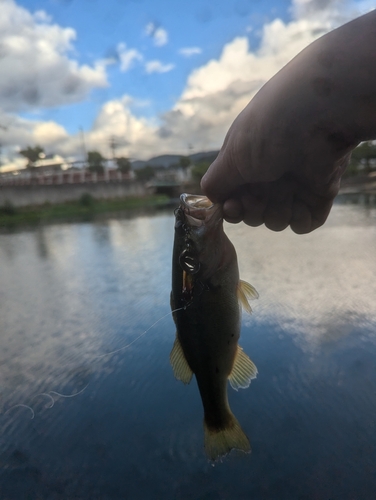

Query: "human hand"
<box><xmin>200</xmin><ymin>11</ymin><xmax>376</xmax><ymax>234</ymax></box>
<box><xmin>200</xmin><ymin>34</ymin><xmax>360</xmax><ymax>234</ymax></box>
<box><xmin>201</xmin><ymin>146</ymin><xmax>351</xmax><ymax>234</ymax></box>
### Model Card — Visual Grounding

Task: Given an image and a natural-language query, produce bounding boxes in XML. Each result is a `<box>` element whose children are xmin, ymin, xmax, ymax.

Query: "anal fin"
<box><xmin>228</xmin><ymin>345</ymin><xmax>258</xmax><ymax>390</ymax></box>
<box><xmin>170</xmin><ymin>335</ymin><xmax>193</xmax><ymax>384</ymax></box>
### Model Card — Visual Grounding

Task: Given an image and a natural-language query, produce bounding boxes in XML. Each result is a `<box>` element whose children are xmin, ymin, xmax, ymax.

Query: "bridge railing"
<box><xmin>0</xmin><ymin>170</ymin><xmax>131</xmax><ymax>186</ymax></box>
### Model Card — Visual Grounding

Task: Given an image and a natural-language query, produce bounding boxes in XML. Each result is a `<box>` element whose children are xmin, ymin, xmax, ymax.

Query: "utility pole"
<box><xmin>79</xmin><ymin>126</ymin><xmax>87</xmax><ymax>169</ymax></box>
<box><xmin>0</xmin><ymin>125</ymin><xmax>8</xmax><ymax>169</ymax></box>
<box><xmin>110</xmin><ymin>136</ymin><xmax>116</xmax><ymax>160</ymax></box>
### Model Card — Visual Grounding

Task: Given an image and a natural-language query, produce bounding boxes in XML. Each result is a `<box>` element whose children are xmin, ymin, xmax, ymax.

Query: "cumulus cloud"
<box><xmin>96</xmin><ymin>0</ymin><xmax>370</xmax><ymax>159</ymax></box>
<box><xmin>145</xmin><ymin>60</ymin><xmax>174</xmax><ymax>74</ymax></box>
<box><xmin>35</xmin><ymin>96</ymin><xmax>158</xmax><ymax>162</ymax></box>
<box><xmin>0</xmin><ymin>0</ymin><xmax>108</xmax><ymax>112</ymax></box>
<box><xmin>144</xmin><ymin>22</ymin><xmax>168</xmax><ymax>46</ymax></box>
<box><xmin>1</xmin><ymin>0</ymin><xmax>372</xmax><ymax>169</ymax></box>
<box><xmin>293</xmin><ymin>0</ymin><xmax>355</xmax><ymax>19</ymax></box>
<box><xmin>179</xmin><ymin>47</ymin><xmax>202</xmax><ymax>57</ymax></box>
<box><xmin>117</xmin><ymin>43</ymin><xmax>143</xmax><ymax>72</ymax></box>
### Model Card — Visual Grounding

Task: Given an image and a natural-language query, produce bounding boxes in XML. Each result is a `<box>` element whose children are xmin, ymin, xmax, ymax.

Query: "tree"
<box><xmin>191</xmin><ymin>161</ymin><xmax>210</xmax><ymax>182</ymax></box>
<box><xmin>19</xmin><ymin>145</ymin><xmax>44</xmax><ymax>168</ymax></box>
<box><xmin>134</xmin><ymin>165</ymin><xmax>155</xmax><ymax>182</ymax></box>
<box><xmin>87</xmin><ymin>151</ymin><xmax>104</xmax><ymax>174</ymax></box>
<box><xmin>350</xmin><ymin>141</ymin><xmax>376</xmax><ymax>174</ymax></box>
<box><xmin>179</xmin><ymin>156</ymin><xmax>191</xmax><ymax>170</ymax></box>
<box><xmin>116</xmin><ymin>157</ymin><xmax>131</xmax><ymax>174</ymax></box>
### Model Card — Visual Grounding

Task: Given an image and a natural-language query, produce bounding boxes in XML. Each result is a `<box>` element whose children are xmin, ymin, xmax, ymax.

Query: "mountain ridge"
<box><xmin>130</xmin><ymin>150</ymin><xmax>219</xmax><ymax>170</ymax></box>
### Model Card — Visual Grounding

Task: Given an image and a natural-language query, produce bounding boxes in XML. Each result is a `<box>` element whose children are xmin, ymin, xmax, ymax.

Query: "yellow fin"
<box><xmin>228</xmin><ymin>345</ymin><xmax>258</xmax><ymax>391</ymax></box>
<box><xmin>237</xmin><ymin>280</ymin><xmax>259</xmax><ymax>314</ymax></box>
<box><xmin>204</xmin><ymin>412</ymin><xmax>250</xmax><ymax>461</ymax></box>
<box><xmin>170</xmin><ymin>335</ymin><xmax>193</xmax><ymax>384</ymax></box>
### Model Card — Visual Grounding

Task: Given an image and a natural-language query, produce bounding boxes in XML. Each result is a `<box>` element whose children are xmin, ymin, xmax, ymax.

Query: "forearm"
<box><xmin>201</xmin><ymin>11</ymin><xmax>376</xmax><ymax>233</ymax></box>
<box><xmin>279</xmin><ymin>11</ymin><xmax>376</xmax><ymax>143</ymax></box>
<box><xmin>233</xmin><ymin>11</ymin><xmax>376</xmax><ymax>183</ymax></box>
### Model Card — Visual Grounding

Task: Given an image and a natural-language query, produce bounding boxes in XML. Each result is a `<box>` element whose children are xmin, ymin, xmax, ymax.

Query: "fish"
<box><xmin>170</xmin><ymin>193</ymin><xmax>259</xmax><ymax>460</ymax></box>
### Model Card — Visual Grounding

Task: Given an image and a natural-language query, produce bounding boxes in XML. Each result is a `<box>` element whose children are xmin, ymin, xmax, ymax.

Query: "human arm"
<box><xmin>201</xmin><ymin>11</ymin><xmax>376</xmax><ymax>233</ymax></box>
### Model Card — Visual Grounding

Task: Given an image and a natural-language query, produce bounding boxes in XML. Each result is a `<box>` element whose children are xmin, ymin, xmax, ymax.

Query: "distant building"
<box><xmin>32</xmin><ymin>154</ymin><xmax>69</xmax><ymax>173</ymax></box>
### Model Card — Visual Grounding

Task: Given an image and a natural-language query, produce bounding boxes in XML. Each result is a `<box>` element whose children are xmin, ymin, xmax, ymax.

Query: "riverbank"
<box><xmin>0</xmin><ymin>194</ymin><xmax>172</xmax><ymax>229</ymax></box>
<box><xmin>340</xmin><ymin>172</ymin><xmax>376</xmax><ymax>194</ymax></box>
<box><xmin>1</xmin><ymin>174</ymin><xmax>374</xmax><ymax>230</ymax></box>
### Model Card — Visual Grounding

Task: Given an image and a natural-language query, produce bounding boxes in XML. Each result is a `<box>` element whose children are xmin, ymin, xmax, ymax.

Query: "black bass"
<box><xmin>170</xmin><ymin>193</ymin><xmax>258</xmax><ymax>460</ymax></box>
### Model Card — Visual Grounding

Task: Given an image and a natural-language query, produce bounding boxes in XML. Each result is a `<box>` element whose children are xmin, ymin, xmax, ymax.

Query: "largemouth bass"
<box><xmin>170</xmin><ymin>193</ymin><xmax>258</xmax><ymax>460</ymax></box>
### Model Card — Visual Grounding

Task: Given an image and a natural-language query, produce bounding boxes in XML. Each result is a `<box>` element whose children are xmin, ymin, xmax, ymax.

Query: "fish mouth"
<box><xmin>180</xmin><ymin>194</ymin><xmax>222</xmax><ymax>227</ymax></box>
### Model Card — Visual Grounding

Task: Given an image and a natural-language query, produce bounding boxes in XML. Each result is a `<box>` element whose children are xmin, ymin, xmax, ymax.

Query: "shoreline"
<box><xmin>0</xmin><ymin>176</ymin><xmax>374</xmax><ymax>230</ymax></box>
<box><xmin>0</xmin><ymin>194</ymin><xmax>175</xmax><ymax>230</ymax></box>
<box><xmin>339</xmin><ymin>173</ymin><xmax>376</xmax><ymax>195</ymax></box>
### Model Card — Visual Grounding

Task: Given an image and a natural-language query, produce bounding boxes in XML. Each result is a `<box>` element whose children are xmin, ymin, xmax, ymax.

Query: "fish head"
<box><xmin>174</xmin><ymin>193</ymin><xmax>225</xmax><ymax>283</ymax></box>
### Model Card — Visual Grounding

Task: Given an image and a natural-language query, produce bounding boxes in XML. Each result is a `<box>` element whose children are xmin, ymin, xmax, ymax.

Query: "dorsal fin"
<box><xmin>228</xmin><ymin>345</ymin><xmax>258</xmax><ymax>391</ymax></box>
<box><xmin>237</xmin><ymin>280</ymin><xmax>259</xmax><ymax>314</ymax></box>
<box><xmin>170</xmin><ymin>335</ymin><xmax>193</xmax><ymax>384</ymax></box>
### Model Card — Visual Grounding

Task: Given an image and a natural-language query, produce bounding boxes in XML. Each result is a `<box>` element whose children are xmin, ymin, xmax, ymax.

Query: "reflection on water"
<box><xmin>0</xmin><ymin>203</ymin><xmax>375</xmax><ymax>499</ymax></box>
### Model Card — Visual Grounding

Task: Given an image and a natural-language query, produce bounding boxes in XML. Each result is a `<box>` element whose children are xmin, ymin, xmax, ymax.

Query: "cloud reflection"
<box><xmin>228</xmin><ymin>204</ymin><xmax>376</xmax><ymax>349</ymax></box>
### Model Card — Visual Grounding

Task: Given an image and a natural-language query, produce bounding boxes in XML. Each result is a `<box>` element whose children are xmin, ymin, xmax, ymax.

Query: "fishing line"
<box><xmin>4</xmin><ymin>404</ymin><xmax>35</xmax><ymax>420</ymax></box>
<box><xmin>2</xmin><ymin>307</ymin><xmax>185</xmax><ymax>421</ymax></box>
<box><xmin>95</xmin><ymin>307</ymin><xmax>185</xmax><ymax>360</ymax></box>
<box><xmin>30</xmin><ymin>384</ymin><xmax>90</xmax><ymax>411</ymax></box>
<box><xmin>49</xmin><ymin>385</ymin><xmax>89</xmax><ymax>398</ymax></box>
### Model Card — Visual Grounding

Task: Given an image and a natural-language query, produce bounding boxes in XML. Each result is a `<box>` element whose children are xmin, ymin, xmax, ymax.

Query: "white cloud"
<box><xmin>144</xmin><ymin>22</ymin><xmax>155</xmax><ymax>36</ymax></box>
<box><xmin>32</xmin><ymin>121</ymin><xmax>69</xmax><ymax>145</ymax></box>
<box><xmin>0</xmin><ymin>110</ymin><xmax>72</xmax><ymax>170</ymax></box>
<box><xmin>179</xmin><ymin>47</ymin><xmax>202</xmax><ymax>57</ymax></box>
<box><xmin>117</xmin><ymin>42</ymin><xmax>143</xmax><ymax>72</ymax></box>
<box><xmin>145</xmin><ymin>60</ymin><xmax>174</xmax><ymax>74</ymax></box>
<box><xmin>144</xmin><ymin>22</ymin><xmax>168</xmax><ymax>46</ymax></box>
<box><xmin>154</xmin><ymin>27</ymin><xmax>168</xmax><ymax>47</ymax></box>
<box><xmin>0</xmin><ymin>0</ymin><xmax>108</xmax><ymax>112</ymax></box>
<box><xmin>1</xmin><ymin>0</ymin><xmax>373</xmax><ymax>168</ymax></box>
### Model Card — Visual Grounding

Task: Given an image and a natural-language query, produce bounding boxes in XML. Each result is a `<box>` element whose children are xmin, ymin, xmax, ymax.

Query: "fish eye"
<box><xmin>179</xmin><ymin>250</ymin><xmax>200</xmax><ymax>274</ymax></box>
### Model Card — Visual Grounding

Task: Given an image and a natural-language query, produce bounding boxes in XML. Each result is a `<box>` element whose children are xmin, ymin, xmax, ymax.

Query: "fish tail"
<box><xmin>203</xmin><ymin>412</ymin><xmax>250</xmax><ymax>461</ymax></box>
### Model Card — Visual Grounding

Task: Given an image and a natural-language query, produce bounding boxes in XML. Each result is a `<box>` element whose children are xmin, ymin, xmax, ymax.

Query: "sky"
<box><xmin>0</xmin><ymin>0</ymin><xmax>373</xmax><ymax>171</ymax></box>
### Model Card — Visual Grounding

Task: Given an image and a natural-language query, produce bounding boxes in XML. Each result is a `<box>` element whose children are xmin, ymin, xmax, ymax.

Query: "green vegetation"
<box><xmin>179</xmin><ymin>156</ymin><xmax>191</xmax><ymax>170</ymax></box>
<box><xmin>0</xmin><ymin>194</ymin><xmax>169</xmax><ymax>229</ymax></box>
<box><xmin>134</xmin><ymin>165</ymin><xmax>155</xmax><ymax>182</ymax></box>
<box><xmin>346</xmin><ymin>141</ymin><xmax>376</xmax><ymax>177</ymax></box>
<box><xmin>19</xmin><ymin>145</ymin><xmax>44</xmax><ymax>168</ymax></box>
<box><xmin>0</xmin><ymin>200</ymin><xmax>17</xmax><ymax>216</ymax></box>
<box><xmin>87</xmin><ymin>151</ymin><xmax>105</xmax><ymax>174</ymax></box>
<box><xmin>191</xmin><ymin>161</ymin><xmax>210</xmax><ymax>182</ymax></box>
<box><xmin>116</xmin><ymin>156</ymin><xmax>131</xmax><ymax>173</ymax></box>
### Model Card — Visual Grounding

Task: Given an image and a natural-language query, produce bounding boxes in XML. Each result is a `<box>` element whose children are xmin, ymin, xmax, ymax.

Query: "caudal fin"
<box><xmin>204</xmin><ymin>413</ymin><xmax>250</xmax><ymax>461</ymax></box>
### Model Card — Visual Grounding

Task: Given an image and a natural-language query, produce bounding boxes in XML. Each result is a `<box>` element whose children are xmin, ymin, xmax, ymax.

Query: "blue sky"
<box><xmin>0</xmin><ymin>0</ymin><xmax>373</xmax><ymax>169</ymax></box>
<box><xmin>18</xmin><ymin>0</ymin><xmax>290</xmax><ymax>130</ymax></box>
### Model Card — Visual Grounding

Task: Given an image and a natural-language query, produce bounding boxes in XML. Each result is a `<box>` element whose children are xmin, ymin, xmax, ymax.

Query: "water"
<box><xmin>0</xmin><ymin>200</ymin><xmax>375</xmax><ymax>499</ymax></box>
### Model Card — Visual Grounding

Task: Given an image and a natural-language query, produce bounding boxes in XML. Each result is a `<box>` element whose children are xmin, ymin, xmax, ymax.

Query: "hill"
<box><xmin>131</xmin><ymin>150</ymin><xmax>219</xmax><ymax>170</ymax></box>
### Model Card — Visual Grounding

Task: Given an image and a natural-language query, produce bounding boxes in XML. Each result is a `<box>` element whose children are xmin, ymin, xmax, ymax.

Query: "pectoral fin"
<box><xmin>170</xmin><ymin>335</ymin><xmax>193</xmax><ymax>384</ymax></box>
<box><xmin>228</xmin><ymin>345</ymin><xmax>258</xmax><ymax>391</ymax></box>
<box><xmin>237</xmin><ymin>280</ymin><xmax>259</xmax><ymax>314</ymax></box>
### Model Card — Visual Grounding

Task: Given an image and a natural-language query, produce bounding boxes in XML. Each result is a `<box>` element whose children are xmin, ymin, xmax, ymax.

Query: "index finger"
<box><xmin>200</xmin><ymin>153</ymin><xmax>245</xmax><ymax>203</ymax></box>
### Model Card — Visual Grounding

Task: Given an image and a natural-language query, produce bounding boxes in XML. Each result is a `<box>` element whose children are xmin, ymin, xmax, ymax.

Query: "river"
<box><xmin>0</xmin><ymin>197</ymin><xmax>375</xmax><ymax>499</ymax></box>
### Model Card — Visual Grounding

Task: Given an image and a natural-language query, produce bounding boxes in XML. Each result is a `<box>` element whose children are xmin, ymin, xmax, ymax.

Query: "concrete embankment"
<box><xmin>0</xmin><ymin>180</ymin><xmax>148</xmax><ymax>208</ymax></box>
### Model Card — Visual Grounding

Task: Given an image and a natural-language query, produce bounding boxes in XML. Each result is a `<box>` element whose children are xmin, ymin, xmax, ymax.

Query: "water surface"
<box><xmin>0</xmin><ymin>200</ymin><xmax>376</xmax><ymax>499</ymax></box>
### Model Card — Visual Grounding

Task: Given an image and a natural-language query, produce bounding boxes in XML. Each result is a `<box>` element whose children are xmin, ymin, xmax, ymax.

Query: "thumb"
<box><xmin>200</xmin><ymin>154</ymin><xmax>245</xmax><ymax>203</ymax></box>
